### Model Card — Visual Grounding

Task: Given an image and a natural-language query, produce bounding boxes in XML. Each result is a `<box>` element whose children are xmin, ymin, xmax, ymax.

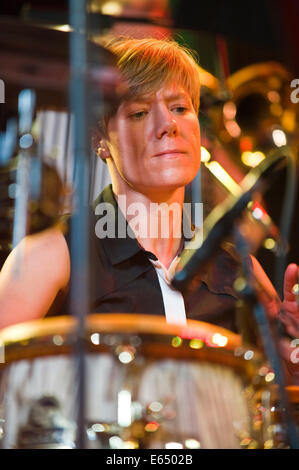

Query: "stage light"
<box><xmin>200</xmin><ymin>146</ymin><xmax>211</xmax><ymax>163</ymax></box>
<box><xmin>212</xmin><ymin>333</ymin><xmax>228</xmax><ymax>347</ymax></box>
<box><xmin>265</xmin><ymin>372</ymin><xmax>275</xmax><ymax>383</ymax></box>
<box><xmin>92</xmin><ymin>423</ymin><xmax>105</xmax><ymax>432</ymax></box>
<box><xmin>101</xmin><ymin>1</ymin><xmax>123</xmax><ymax>15</ymax></box>
<box><xmin>244</xmin><ymin>350</ymin><xmax>254</xmax><ymax>361</ymax></box>
<box><xmin>189</xmin><ymin>338</ymin><xmax>204</xmax><ymax>349</ymax></box>
<box><xmin>52</xmin><ymin>24</ymin><xmax>72</xmax><ymax>32</ymax></box>
<box><xmin>149</xmin><ymin>401</ymin><xmax>163</xmax><ymax>413</ymax></box>
<box><xmin>90</xmin><ymin>333</ymin><xmax>100</xmax><ymax>345</ymax></box>
<box><xmin>241</xmin><ymin>151</ymin><xmax>265</xmax><ymax>168</ymax></box>
<box><xmin>267</xmin><ymin>90</ymin><xmax>280</xmax><ymax>103</ymax></box>
<box><xmin>171</xmin><ymin>336</ymin><xmax>182</xmax><ymax>348</ymax></box>
<box><xmin>205</xmin><ymin>161</ymin><xmax>241</xmax><ymax>196</ymax></box>
<box><xmin>109</xmin><ymin>436</ymin><xmax>123</xmax><ymax>449</ymax></box>
<box><xmin>145</xmin><ymin>422</ymin><xmax>159</xmax><ymax>432</ymax></box>
<box><xmin>165</xmin><ymin>442</ymin><xmax>183</xmax><ymax>449</ymax></box>
<box><xmin>225</xmin><ymin>120</ymin><xmax>241</xmax><ymax>138</ymax></box>
<box><xmin>118</xmin><ymin>350</ymin><xmax>134</xmax><ymax>364</ymax></box>
<box><xmin>118</xmin><ymin>390</ymin><xmax>132</xmax><ymax>427</ymax></box>
<box><xmin>251</xmin><ymin>206</ymin><xmax>263</xmax><ymax>220</ymax></box>
<box><xmin>239</xmin><ymin>136</ymin><xmax>253</xmax><ymax>153</ymax></box>
<box><xmin>223</xmin><ymin>101</ymin><xmax>237</xmax><ymax>120</ymax></box>
<box><xmin>263</xmin><ymin>238</ymin><xmax>276</xmax><ymax>250</ymax></box>
<box><xmin>272</xmin><ymin>129</ymin><xmax>287</xmax><ymax>147</ymax></box>
<box><xmin>185</xmin><ymin>438</ymin><xmax>201</xmax><ymax>449</ymax></box>
<box><xmin>281</xmin><ymin>110</ymin><xmax>296</xmax><ymax>133</ymax></box>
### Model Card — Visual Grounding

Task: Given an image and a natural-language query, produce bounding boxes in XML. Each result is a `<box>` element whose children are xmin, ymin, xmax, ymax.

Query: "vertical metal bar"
<box><xmin>191</xmin><ymin>166</ymin><xmax>202</xmax><ymax>227</ymax></box>
<box><xmin>12</xmin><ymin>89</ymin><xmax>36</xmax><ymax>278</ymax></box>
<box><xmin>274</xmin><ymin>149</ymin><xmax>297</xmax><ymax>299</ymax></box>
<box><xmin>69</xmin><ymin>0</ymin><xmax>89</xmax><ymax>449</ymax></box>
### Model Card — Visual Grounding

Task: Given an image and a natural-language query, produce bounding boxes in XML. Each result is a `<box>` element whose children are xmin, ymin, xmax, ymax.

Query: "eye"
<box><xmin>172</xmin><ymin>106</ymin><xmax>188</xmax><ymax>115</ymax></box>
<box><xmin>129</xmin><ymin>110</ymin><xmax>148</xmax><ymax>120</ymax></box>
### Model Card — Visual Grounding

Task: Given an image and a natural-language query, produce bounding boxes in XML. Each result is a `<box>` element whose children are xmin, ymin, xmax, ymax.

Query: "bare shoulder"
<box><xmin>0</xmin><ymin>227</ymin><xmax>71</xmax><ymax>328</ymax></box>
<box><xmin>4</xmin><ymin>227</ymin><xmax>70</xmax><ymax>288</ymax></box>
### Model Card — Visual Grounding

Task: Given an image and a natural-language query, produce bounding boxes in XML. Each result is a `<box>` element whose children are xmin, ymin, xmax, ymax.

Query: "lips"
<box><xmin>153</xmin><ymin>150</ymin><xmax>187</xmax><ymax>157</ymax></box>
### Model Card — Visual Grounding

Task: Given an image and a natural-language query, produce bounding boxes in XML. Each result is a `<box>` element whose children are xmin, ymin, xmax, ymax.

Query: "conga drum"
<box><xmin>0</xmin><ymin>314</ymin><xmax>287</xmax><ymax>449</ymax></box>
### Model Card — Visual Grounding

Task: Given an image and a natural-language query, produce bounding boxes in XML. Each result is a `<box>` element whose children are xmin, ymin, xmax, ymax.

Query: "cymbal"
<box><xmin>0</xmin><ymin>17</ymin><xmax>123</xmax><ymax>111</ymax></box>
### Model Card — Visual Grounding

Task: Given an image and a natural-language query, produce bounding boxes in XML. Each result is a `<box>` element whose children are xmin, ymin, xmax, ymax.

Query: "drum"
<box><xmin>0</xmin><ymin>314</ymin><xmax>287</xmax><ymax>449</ymax></box>
<box><xmin>267</xmin><ymin>385</ymin><xmax>299</xmax><ymax>448</ymax></box>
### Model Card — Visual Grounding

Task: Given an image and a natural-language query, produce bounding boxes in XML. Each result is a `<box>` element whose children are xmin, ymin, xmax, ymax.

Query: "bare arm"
<box><xmin>251</xmin><ymin>255</ymin><xmax>299</xmax><ymax>384</ymax></box>
<box><xmin>250</xmin><ymin>255</ymin><xmax>281</xmax><ymax>317</ymax></box>
<box><xmin>0</xmin><ymin>227</ymin><xmax>70</xmax><ymax>329</ymax></box>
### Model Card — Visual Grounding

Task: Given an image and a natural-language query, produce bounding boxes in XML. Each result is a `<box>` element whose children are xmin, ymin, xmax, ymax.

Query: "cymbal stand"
<box><xmin>69</xmin><ymin>0</ymin><xmax>90</xmax><ymax>449</ymax></box>
<box><xmin>11</xmin><ymin>90</ymin><xmax>36</xmax><ymax>278</ymax></box>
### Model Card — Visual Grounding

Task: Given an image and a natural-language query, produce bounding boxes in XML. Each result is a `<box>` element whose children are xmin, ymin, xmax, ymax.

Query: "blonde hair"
<box><xmin>99</xmin><ymin>36</ymin><xmax>201</xmax><ymax>115</ymax></box>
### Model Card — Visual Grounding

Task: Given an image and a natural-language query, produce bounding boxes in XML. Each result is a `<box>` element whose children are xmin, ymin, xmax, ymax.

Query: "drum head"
<box><xmin>0</xmin><ymin>314</ymin><xmax>285</xmax><ymax>449</ymax></box>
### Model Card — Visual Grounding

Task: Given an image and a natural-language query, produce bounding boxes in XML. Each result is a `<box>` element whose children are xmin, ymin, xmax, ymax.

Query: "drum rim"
<box><xmin>0</xmin><ymin>313</ymin><xmax>241</xmax><ymax>349</ymax></box>
<box><xmin>0</xmin><ymin>314</ymin><xmax>266</xmax><ymax>376</ymax></box>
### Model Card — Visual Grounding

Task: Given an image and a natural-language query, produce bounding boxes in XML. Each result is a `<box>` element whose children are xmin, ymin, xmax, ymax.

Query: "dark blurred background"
<box><xmin>1</xmin><ymin>0</ymin><xmax>299</xmax><ymax>73</ymax></box>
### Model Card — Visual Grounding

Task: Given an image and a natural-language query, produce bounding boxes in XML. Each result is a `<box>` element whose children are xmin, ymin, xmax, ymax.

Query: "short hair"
<box><xmin>100</xmin><ymin>35</ymin><xmax>201</xmax><ymax>113</ymax></box>
<box><xmin>92</xmin><ymin>36</ymin><xmax>201</xmax><ymax>149</ymax></box>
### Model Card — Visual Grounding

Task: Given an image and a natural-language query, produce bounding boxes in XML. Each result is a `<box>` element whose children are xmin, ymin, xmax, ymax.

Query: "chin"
<box><xmin>149</xmin><ymin>178</ymin><xmax>194</xmax><ymax>193</ymax></box>
<box><xmin>128</xmin><ymin>165</ymin><xmax>200</xmax><ymax>194</ymax></box>
<box><xmin>158</xmin><ymin>169</ymin><xmax>198</xmax><ymax>188</ymax></box>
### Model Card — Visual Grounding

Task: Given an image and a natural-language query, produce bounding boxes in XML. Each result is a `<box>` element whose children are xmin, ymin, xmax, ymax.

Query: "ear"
<box><xmin>91</xmin><ymin>126</ymin><xmax>111</xmax><ymax>161</ymax></box>
<box><xmin>96</xmin><ymin>139</ymin><xmax>111</xmax><ymax>162</ymax></box>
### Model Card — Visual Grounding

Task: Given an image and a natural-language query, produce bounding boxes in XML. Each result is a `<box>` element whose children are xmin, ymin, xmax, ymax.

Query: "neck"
<box><xmin>113</xmin><ymin>182</ymin><xmax>185</xmax><ymax>269</ymax></box>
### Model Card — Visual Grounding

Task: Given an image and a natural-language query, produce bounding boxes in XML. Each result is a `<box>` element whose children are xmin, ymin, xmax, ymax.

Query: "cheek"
<box><xmin>118</xmin><ymin>122</ymin><xmax>141</xmax><ymax>154</ymax></box>
<box><xmin>183</xmin><ymin>116</ymin><xmax>200</xmax><ymax>140</ymax></box>
<box><xmin>110</xmin><ymin>130</ymin><xmax>146</xmax><ymax>182</ymax></box>
<box><xmin>108</xmin><ymin>125</ymin><xmax>132</xmax><ymax>162</ymax></box>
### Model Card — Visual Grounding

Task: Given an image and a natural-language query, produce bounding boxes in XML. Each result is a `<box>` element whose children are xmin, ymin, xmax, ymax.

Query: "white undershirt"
<box><xmin>149</xmin><ymin>256</ymin><xmax>187</xmax><ymax>325</ymax></box>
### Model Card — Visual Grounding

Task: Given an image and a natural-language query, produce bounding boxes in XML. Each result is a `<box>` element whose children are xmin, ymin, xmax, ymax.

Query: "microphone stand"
<box><xmin>12</xmin><ymin>90</ymin><xmax>36</xmax><ymax>252</ymax></box>
<box><xmin>69</xmin><ymin>0</ymin><xmax>90</xmax><ymax>449</ymax></box>
<box><xmin>233</xmin><ymin>226</ymin><xmax>299</xmax><ymax>449</ymax></box>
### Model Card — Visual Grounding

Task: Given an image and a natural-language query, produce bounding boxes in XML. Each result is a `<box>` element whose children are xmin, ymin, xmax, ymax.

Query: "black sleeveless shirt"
<box><xmin>49</xmin><ymin>185</ymin><xmax>246</xmax><ymax>333</ymax></box>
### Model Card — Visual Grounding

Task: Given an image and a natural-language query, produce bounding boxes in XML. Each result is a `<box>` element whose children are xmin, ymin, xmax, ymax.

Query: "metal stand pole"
<box><xmin>69</xmin><ymin>0</ymin><xmax>90</xmax><ymax>449</ymax></box>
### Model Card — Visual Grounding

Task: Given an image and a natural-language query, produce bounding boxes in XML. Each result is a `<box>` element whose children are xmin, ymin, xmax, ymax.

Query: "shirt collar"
<box><xmin>93</xmin><ymin>184</ymin><xmax>142</xmax><ymax>265</ymax></box>
<box><xmin>92</xmin><ymin>185</ymin><xmax>196</xmax><ymax>267</ymax></box>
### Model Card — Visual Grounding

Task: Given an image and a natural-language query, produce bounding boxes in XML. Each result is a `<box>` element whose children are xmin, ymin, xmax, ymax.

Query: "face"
<box><xmin>102</xmin><ymin>82</ymin><xmax>201</xmax><ymax>196</ymax></box>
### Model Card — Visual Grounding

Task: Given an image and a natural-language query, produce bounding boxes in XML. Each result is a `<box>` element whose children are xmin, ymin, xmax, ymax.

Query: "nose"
<box><xmin>154</xmin><ymin>105</ymin><xmax>178</xmax><ymax>139</ymax></box>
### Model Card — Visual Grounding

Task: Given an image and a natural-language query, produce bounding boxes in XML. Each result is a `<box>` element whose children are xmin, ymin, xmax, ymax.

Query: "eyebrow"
<box><xmin>164</xmin><ymin>92</ymin><xmax>190</xmax><ymax>101</ymax></box>
<box><xmin>124</xmin><ymin>96</ymin><xmax>153</xmax><ymax>105</ymax></box>
<box><xmin>123</xmin><ymin>92</ymin><xmax>190</xmax><ymax>106</ymax></box>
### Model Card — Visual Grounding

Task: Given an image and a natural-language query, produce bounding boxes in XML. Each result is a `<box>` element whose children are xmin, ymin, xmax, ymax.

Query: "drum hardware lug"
<box><xmin>16</xmin><ymin>395</ymin><xmax>76</xmax><ymax>449</ymax></box>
